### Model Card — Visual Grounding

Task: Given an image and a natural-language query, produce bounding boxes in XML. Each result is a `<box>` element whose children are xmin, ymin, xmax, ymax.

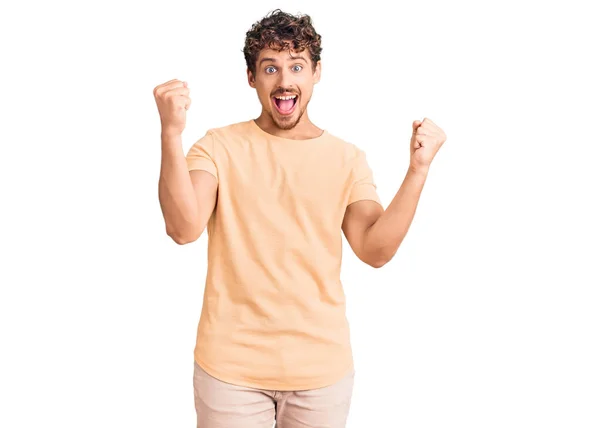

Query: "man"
<box><xmin>155</xmin><ymin>9</ymin><xmax>446</xmax><ymax>428</ymax></box>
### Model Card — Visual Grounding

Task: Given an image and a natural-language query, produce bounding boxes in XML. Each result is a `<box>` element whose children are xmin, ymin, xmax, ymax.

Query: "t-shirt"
<box><xmin>185</xmin><ymin>118</ymin><xmax>382</xmax><ymax>391</ymax></box>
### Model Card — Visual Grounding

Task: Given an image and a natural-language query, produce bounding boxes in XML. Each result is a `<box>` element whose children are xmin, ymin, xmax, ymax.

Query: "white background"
<box><xmin>1</xmin><ymin>0</ymin><xmax>599</xmax><ymax>427</ymax></box>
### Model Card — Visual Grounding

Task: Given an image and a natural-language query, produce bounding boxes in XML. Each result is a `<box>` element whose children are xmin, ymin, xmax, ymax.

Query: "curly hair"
<box><xmin>243</xmin><ymin>9</ymin><xmax>323</xmax><ymax>77</ymax></box>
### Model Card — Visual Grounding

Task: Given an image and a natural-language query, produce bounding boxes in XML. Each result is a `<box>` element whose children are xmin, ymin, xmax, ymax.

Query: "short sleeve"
<box><xmin>347</xmin><ymin>148</ymin><xmax>382</xmax><ymax>207</ymax></box>
<box><xmin>185</xmin><ymin>130</ymin><xmax>218</xmax><ymax>184</ymax></box>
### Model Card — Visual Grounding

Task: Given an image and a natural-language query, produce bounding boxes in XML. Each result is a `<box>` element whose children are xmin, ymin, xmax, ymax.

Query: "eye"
<box><xmin>265</xmin><ymin>66</ymin><xmax>276</xmax><ymax>74</ymax></box>
<box><xmin>293</xmin><ymin>64</ymin><xmax>303</xmax><ymax>72</ymax></box>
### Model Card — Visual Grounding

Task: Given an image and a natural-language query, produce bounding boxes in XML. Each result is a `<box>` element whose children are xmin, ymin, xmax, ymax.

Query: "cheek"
<box><xmin>300</xmin><ymin>87</ymin><xmax>313</xmax><ymax>103</ymax></box>
<box><xmin>252</xmin><ymin>81</ymin><xmax>270</xmax><ymax>101</ymax></box>
<box><xmin>258</xmin><ymin>91</ymin><xmax>272</xmax><ymax>106</ymax></box>
<box><xmin>299</xmin><ymin>80</ymin><xmax>313</xmax><ymax>98</ymax></box>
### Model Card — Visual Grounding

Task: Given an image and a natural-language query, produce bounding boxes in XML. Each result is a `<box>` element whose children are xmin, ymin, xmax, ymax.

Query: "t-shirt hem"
<box><xmin>187</xmin><ymin>163</ymin><xmax>218</xmax><ymax>182</ymax></box>
<box><xmin>187</xmin><ymin>160</ymin><xmax>217</xmax><ymax>173</ymax></box>
<box><xmin>347</xmin><ymin>183</ymin><xmax>382</xmax><ymax>207</ymax></box>
<box><xmin>194</xmin><ymin>355</ymin><xmax>355</xmax><ymax>391</ymax></box>
<box><xmin>347</xmin><ymin>197</ymin><xmax>383</xmax><ymax>207</ymax></box>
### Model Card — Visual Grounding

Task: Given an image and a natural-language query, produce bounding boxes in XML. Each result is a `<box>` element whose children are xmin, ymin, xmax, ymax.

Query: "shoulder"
<box><xmin>323</xmin><ymin>129</ymin><xmax>366</xmax><ymax>163</ymax></box>
<box><xmin>188</xmin><ymin>121</ymin><xmax>249</xmax><ymax>159</ymax></box>
<box><xmin>202</xmin><ymin>120</ymin><xmax>249</xmax><ymax>142</ymax></box>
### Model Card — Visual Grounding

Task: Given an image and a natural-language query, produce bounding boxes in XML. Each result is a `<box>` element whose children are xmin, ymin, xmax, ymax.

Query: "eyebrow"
<box><xmin>259</xmin><ymin>56</ymin><xmax>307</xmax><ymax>65</ymax></box>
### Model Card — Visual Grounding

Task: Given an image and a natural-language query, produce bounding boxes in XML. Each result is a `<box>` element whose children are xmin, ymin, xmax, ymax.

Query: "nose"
<box><xmin>276</xmin><ymin>66</ymin><xmax>294</xmax><ymax>89</ymax></box>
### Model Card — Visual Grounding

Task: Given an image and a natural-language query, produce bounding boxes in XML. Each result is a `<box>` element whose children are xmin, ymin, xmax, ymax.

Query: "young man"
<box><xmin>155</xmin><ymin>9</ymin><xmax>446</xmax><ymax>428</ymax></box>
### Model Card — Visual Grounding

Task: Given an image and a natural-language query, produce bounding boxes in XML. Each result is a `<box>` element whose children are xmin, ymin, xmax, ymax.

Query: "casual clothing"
<box><xmin>185</xmin><ymin>119</ymin><xmax>381</xmax><ymax>391</ymax></box>
<box><xmin>193</xmin><ymin>360</ymin><xmax>354</xmax><ymax>428</ymax></box>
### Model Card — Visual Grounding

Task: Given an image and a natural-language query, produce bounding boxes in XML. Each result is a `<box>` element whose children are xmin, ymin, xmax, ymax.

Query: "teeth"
<box><xmin>274</xmin><ymin>95</ymin><xmax>297</xmax><ymax>100</ymax></box>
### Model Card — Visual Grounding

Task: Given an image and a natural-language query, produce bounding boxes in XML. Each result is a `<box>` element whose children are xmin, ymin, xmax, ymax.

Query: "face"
<box><xmin>248</xmin><ymin>45</ymin><xmax>321</xmax><ymax>130</ymax></box>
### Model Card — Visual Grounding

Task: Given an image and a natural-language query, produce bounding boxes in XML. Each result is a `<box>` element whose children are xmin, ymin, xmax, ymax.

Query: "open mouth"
<box><xmin>272</xmin><ymin>94</ymin><xmax>298</xmax><ymax>115</ymax></box>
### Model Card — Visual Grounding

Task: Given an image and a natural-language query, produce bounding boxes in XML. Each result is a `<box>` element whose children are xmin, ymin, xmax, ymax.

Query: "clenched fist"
<box><xmin>410</xmin><ymin>117</ymin><xmax>446</xmax><ymax>171</ymax></box>
<box><xmin>153</xmin><ymin>79</ymin><xmax>191</xmax><ymax>136</ymax></box>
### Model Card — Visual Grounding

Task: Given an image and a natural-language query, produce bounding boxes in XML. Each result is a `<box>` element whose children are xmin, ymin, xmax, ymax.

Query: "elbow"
<box><xmin>369</xmin><ymin>257</ymin><xmax>389</xmax><ymax>269</ymax></box>
<box><xmin>171</xmin><ymin>234</ymin><xmax>196</xmax><ymax>245</ymax></box>
<box><xmin>166</xmin><ymin>225</ymin><xmax>201</xmax><ymax>245</ymax></box>
<box><xmin>367</xmin><ymin>249</ymin><xmax>395</xmax><ymax>268</ymax></box>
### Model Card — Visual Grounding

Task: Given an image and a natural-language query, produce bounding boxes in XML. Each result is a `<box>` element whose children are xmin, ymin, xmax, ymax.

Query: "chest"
<box><xmin>224</xmin><ymin>145</ymin><xmax>351</xmax><ymax>206</ymax></box>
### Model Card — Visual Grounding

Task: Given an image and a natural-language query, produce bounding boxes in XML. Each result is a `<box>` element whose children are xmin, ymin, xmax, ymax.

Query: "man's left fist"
<box><xmin>409</xmin><ymin>117</ymin><xmax>446</xmax><ymax>171</ymax></box>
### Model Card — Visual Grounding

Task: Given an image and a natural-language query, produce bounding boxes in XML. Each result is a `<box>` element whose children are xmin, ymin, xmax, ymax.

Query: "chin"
<box><xmin>270</xmin><ymin>106</ymin><xmax>304</xmax><ymax>130</ymax></box>
<box><xmin>273</xmin><ymin>115</ymin><xmax>300</xmax><ymax>130</ymax></box>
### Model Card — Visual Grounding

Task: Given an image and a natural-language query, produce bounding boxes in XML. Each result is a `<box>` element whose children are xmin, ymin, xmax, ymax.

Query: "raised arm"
<box><xmin>154</xmin><ymin>79</ymin><xmax>218</xmax><ymax>244</ymax></box>
<box><xmin>342</xmin><ymin>118</ymin><xmax>446</xmax><ymax>267</ymax></box>
<box><xmin>342</xmin><ymin>168</ymin><xmax>427</xmax><ymax>268</ymax></box>
<box><xmin>158</xmin><ymin>133</ymin><xmax>217</xmax><ymax>244</ymax></box>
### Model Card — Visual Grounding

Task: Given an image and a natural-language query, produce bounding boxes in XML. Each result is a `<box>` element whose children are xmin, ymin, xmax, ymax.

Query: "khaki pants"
<box><xmin>193</xmin><ymin>360</ymin><xmax>355</xmax><ymax>428</ymax></box>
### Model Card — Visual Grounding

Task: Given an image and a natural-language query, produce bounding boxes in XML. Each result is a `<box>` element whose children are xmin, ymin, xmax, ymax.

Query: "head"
<box><xmin>243</xmin><ymin>9</ymin><xmax>322</xmax><ymax>130</ymax></box>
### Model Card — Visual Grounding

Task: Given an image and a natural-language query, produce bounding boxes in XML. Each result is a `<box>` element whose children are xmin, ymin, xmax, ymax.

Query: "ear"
<box><xmin>312</xmin><ymin>60</ymin><xmax>321</xmax><ymax>85</ymax></box>
<box><xmin>247</xmin><ymin>68</ymin><xmax>256</xmax><ymax>88</ymax></box>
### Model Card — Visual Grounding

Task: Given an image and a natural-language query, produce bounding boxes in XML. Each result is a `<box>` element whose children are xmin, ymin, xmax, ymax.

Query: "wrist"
<box><xmin>408</xmin><ymin>163</ymin><xmax>430</xmax><ymax>176</ymax></box>
<box><xmin>161</xmin><ymin>131</ymin><xmax>182</xmax><ymax>144</ymax></box>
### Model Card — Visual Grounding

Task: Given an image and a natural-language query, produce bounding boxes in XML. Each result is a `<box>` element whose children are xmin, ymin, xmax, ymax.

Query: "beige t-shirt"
<box><xmin>185</xmin><ymin>119</ymin><xmax>382</xmax><ymax>391</ymax></box>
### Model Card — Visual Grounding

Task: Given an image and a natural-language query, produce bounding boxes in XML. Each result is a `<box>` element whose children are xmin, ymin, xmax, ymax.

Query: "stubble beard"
<box><xmin>269</xmin><ymin>102</ymin><xmax>305</xmax><ymax>131</ymax></box>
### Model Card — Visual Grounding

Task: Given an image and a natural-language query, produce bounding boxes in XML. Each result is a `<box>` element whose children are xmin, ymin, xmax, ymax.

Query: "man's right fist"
<box><xmin>153</xmin><ymin>79</ymin><xmax>191</xmax><ymax>136</ymax></box>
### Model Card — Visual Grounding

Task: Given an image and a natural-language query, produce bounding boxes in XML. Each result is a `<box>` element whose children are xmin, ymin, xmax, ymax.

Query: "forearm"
<box><xmin>158</xmin><ymin>133</ymin><xmax>199</xmax><ymax>241</ymax></box>
<box><xmin>364</xmin><ymin>166</ymin><xmax>429</xmax><ymax>261</ymax></box>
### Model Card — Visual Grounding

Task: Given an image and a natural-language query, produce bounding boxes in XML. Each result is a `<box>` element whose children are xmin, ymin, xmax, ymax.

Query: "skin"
<box><xmin>247</xmin><ymin>45</ymin><xmax>323</xmax><ymax>139</ymax></box>
<box><xmin>156</xmin><ymin>42</ymin><xmax>447</xmax><ymax>266</ymax></box>
<box><xmin>343</xmin><ymin>119</ymin><xmax>447</xmax><ymax>268</ymax></box>
<box><xmin>246</xmin><ymin>42</ymin><xmax>447</xmax><ymax>268</ymax></box>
